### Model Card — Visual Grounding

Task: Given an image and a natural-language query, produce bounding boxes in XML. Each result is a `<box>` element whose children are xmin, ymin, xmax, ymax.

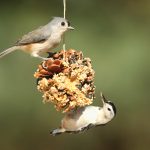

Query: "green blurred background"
<box><xmin>0</xmin><ymin>0</ymin><xmax>150</xmax><ymax>150</ymax></box>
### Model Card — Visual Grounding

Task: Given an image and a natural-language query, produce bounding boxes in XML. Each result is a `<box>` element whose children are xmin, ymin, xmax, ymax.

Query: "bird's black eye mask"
<box><xmin>107</xmin><ymin>101</ymin><xmax>117</xmax><ymax>116</ymax></box>
<box><xmin>67</xmin><ymin>21</ymin><xmax>71</xmax><ymax>27</ymax></box>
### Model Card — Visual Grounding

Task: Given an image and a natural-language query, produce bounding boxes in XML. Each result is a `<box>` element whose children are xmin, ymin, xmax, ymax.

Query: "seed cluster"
<box><xmin>34</xmin><ymin>49</ymin><xmax>95</xmax><ymax>112</ymax></box>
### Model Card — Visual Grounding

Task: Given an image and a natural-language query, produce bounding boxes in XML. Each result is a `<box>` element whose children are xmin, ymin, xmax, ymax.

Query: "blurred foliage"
<box><xmin>0</xmin><ymin>0</ymin><xmax>150</xmax><ymax>150</ymax></box>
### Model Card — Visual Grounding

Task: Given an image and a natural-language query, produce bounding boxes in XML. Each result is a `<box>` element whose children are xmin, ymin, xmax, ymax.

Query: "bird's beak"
<box><xmin>100</xmin><ymin>92</ymin><xmax>108</xmax><ymax>105</ymax></box>
<box><xmin>68</xmin><ymin>26</ymin><xmax>75</xmax><ymax>30</ymax></box>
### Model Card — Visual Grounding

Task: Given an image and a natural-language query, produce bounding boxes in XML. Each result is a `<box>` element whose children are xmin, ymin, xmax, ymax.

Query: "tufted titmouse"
<box><xmin>0</xmin><ymin>17</ymin><xmax>74</xmax><ymax>59</ymax></box>
<box><xmin>50</xmin><ymin>93</ymin><xmax>116</xmax><ymax>136</ymax></box>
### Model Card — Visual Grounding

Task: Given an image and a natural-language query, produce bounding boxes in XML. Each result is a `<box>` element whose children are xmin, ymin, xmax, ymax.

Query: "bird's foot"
<box><xmin>80</xmin><ymin>123</ymin><xmax>95</xmax><ymax>132</ymax></box>
<box><xmin>47</xmin><ymin>52</ymin><xmax>56</xmax><ymax>58</ymax></box>
<box><xmin>65</xmin><ymin>124</ymin><xmax>95</xmax><ymax>134</ymax></box>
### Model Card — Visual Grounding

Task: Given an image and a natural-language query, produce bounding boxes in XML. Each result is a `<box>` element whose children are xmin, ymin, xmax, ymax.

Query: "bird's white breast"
<box><xmin>32</xmin><ymin>35</ymin><xmax>61</xmax><ymax>53</ymax></box>
<box><xmin>62</xmin><ymin>106</ymin><xmax>101</xmax><ymax>131</ymax></box>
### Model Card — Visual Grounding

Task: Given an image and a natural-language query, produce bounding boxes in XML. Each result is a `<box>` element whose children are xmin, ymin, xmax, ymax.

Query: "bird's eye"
<box><xmin>107</xmin><ymin>108</ymin><xmax>111</xmax><ymax>111</ymax></box>
<box><xmin>61</xmin><ymin>22</ymin><xmax>65</xmax><ymax>26</ymax></box>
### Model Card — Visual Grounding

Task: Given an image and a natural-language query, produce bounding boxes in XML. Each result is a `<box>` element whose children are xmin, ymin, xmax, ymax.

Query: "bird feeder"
<box><xmin>34</xmin><ymin>49</ymin><xmax>95</xmax><ymax>112</ymax></box>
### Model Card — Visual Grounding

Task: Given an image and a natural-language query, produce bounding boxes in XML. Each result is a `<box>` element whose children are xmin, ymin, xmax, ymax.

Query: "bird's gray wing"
<box><xmin>15</xmin><ymin>26</ymin><xmax>50</xmax><ymax>46</ymax></box>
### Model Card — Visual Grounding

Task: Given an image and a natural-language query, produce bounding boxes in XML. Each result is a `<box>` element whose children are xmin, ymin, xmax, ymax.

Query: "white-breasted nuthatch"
<box><xmin>50</xmin><ymin>93</ymin><xmax>116</xmax><ymax>136</ymax></box>
<box><xmin>0</xmin><ymin>17</ymin><xmax>74</xmax><ymax>59</ymax></box>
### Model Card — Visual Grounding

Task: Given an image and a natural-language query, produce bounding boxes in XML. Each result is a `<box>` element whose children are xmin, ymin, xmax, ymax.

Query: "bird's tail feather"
<box><xmin>50</xmin><ymin>128</ymin><xmax>66</xmax><ymax>136</ymax></box>
<box><xmin>0</xmin><ymin>46</ymin><xmax>18</xmax><ymax>58</ymax></box>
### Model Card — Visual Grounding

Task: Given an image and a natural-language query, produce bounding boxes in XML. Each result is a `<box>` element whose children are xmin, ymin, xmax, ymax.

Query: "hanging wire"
<box><xmin>63</xmin><ymin>0</ymin><xmax>66</xmax><ymax>50</ymax></box>
<box><xmin>63</xmin><ymin>0</ymin><xmax>66</xmax><ymax>19</ymax></box>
